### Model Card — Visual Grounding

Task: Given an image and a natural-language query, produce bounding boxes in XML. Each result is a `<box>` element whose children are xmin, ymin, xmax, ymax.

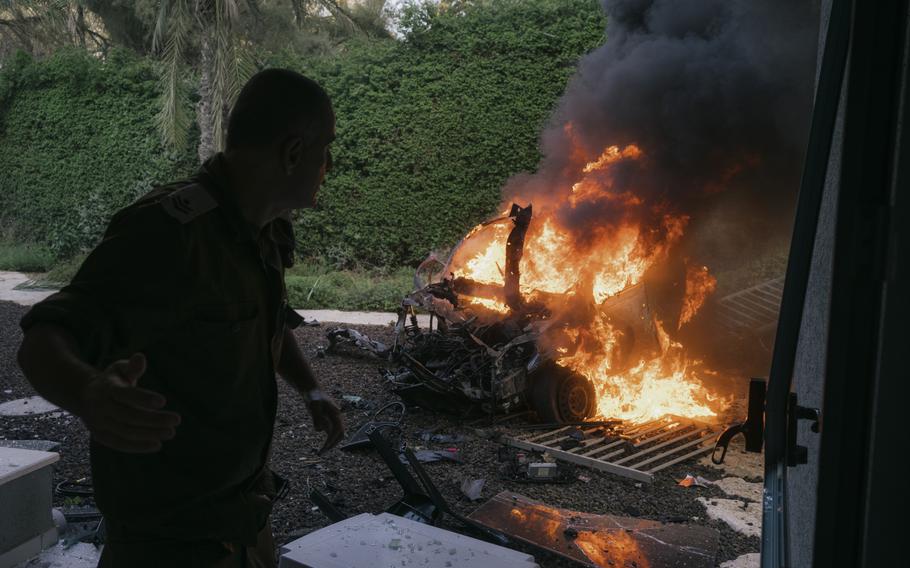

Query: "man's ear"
<box><xmin>281</xmin><ymin>137</ymin><xmax>305</xmax><ymax>175</ymax></box>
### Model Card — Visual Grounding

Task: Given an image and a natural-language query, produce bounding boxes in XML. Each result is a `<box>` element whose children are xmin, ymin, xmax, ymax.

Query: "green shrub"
<box><xmin>0</xmin><ymin>48</ymin><xmax>196</xmax><ymax>258</ymax></box>
<box><xmin>0</xmin><ymin>241</ymin><xmax>54</xmax><ymax>272</ymax></box>
<box><xmin>285</xmin><ymin>261</ymin><xmax>414</xmax><ymax>311</ymax></box>
<box><xmin>271</xmin><ymin>0</ymin><xmax>606</xmax><ymax>267</ymax></box>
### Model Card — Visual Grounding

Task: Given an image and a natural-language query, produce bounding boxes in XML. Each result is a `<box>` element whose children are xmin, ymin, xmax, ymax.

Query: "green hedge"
<box><xmin>275</xmin><ymin>0</ymin><xmax>606</xmax><ymax>267</ymax></box>
<box><xmin>0</xmin><ymin>0</ymin><xmax>605</xmax><ymax>267</ymax></box>
<box><xmin>0</xmin><ymin>48</ymin><xmax>195</xmax><ymax>258</ymax></box>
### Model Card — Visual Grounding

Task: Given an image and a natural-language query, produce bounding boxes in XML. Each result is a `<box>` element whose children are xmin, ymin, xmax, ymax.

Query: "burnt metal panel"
<box><xmin>468</xmin><ymin>491</ymin><xmax>717</xmax><ymax>568</ymax></box>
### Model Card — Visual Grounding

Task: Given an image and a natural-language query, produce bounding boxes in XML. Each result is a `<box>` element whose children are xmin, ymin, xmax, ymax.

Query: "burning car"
<box><xmin>376</xmin><ymin>148</ymin><xmax>726</xmax><ymax>425</ymax></box>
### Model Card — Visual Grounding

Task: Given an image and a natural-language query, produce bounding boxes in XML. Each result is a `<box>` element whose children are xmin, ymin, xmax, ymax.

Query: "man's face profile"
<box><xmin>277</xmin><ymin>111</ymin><xmax>334</xmax><ymax>210</ymax></box>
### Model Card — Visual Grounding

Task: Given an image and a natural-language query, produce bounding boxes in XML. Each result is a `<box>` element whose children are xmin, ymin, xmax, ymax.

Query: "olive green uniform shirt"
<box><xmin>20</xmin><ymin>154</ymin><xmax>302</xmax><ymax>545</ymax></box>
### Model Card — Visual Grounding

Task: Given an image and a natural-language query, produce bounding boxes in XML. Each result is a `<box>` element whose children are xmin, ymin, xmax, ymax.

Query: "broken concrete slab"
<box><xmin>468</xmin><ymin>491</ymin><xmax>718</xmax><ymax>568</ymax></box>
<box><xmin>0</xmin><ymin>440</ymin><xmax>61</xmax><ymax>452</ymax></box>
<box><xmin>0</xmin><ymin>397</ymin><xmax>60</xmax><ymax>417</ymax></box>
<box><xmin>697</xmin><ymin>497</ymin><xmax>761</xmax><ymax>538</ymax></box>
<box><xmin>279</xmin><ymin>512</ymin><xmax>538</xmax><ymax>568</ymax></box>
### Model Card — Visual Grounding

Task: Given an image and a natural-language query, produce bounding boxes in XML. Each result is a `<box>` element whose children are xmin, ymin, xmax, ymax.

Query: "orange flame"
<box><xmin>464</xmin><ymin>296</ymin><xmax>510</xmax><ymax>314</ymax></box>
<box><xmin>679</xmin><ymin>264</ymin><xmax>718</xmax><ymax>327</ymax></box>
<box><xmin>444</xmin><ymin>127</ymin><xmax>727</xmax><ymax>423</ymax></box>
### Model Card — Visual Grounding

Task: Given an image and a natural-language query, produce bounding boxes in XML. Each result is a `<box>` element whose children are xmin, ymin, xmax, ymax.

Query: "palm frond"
<box><xmin>211</xmin><ymin>0</ymin><xmax>250</xmax><ymax>152</ymax></box>
<box><xmin>156</xmin><ymin>0</ymin><xmax>193</xmax><ymax>151</ymax></box>
<box><xmin>152</xmin><ymin>0</ymin><xmax>172</xmax><ymax>53</ymax></box>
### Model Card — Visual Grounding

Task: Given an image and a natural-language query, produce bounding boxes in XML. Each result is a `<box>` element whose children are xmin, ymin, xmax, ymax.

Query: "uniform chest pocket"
<box><xmin>174</xmin><ymin>302</ymin><xmax>264</xmax><ymax>416</ymax></box>
<box><xmin>189</xmin><ymin>301</ymin><xmax>260</xmax><ymax>349</ymax></box>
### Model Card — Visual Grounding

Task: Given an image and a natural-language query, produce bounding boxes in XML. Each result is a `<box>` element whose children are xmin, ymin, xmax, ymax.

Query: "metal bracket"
<box><xmin>711</xmin><ymin>378</ymin><xmax>820</xmax><ymax>467</ymax></box>
<box><xmin>787</xmin><ymin>393</ymin><xmax>821</xmax><ymax>466</ymax></box>
<box><xmin>712</xmin><ymin>378</ymin><xmax>766</xmax><ymax>464</ymax></box>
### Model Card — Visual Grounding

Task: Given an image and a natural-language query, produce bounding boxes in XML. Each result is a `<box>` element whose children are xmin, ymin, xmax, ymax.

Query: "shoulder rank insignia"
<box><xmin>161</xmin><ymin>184</ymin><xmax>218</xmax><ymax>224</ymax></box>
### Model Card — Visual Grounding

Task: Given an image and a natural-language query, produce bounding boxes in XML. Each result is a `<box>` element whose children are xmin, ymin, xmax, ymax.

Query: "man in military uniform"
<box><xmin>16</xmin><ymin>69</ymin><xmax>343</xmax><ymax>567</ymax></box>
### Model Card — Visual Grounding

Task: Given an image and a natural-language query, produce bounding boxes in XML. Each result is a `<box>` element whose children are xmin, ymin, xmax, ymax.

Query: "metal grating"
<box><xmin>716</xmin><ymin>276</ymin><xmax>785</xmax><ymax>335</ymax></box>
<box><xmin>503</xmin><ymin>416</ymin><xmax>721</xmax><ymax>483</ymax></box>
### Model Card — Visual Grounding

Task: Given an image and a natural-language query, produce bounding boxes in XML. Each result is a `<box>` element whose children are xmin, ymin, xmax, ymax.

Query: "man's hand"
<box><xmin>78</xmin><ymin>353</ymin><xmax>182</xmax><ymax>453</ymax></box>
<box><xmin>306</xmin><ymin>392</ymin><xmax>344</xmax><ymax>455</ymax></box>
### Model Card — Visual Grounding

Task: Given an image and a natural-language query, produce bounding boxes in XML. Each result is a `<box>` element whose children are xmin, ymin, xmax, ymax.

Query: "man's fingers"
<box><xmin>91</xmin><ymin>430</ymin><xmax>162</xmax><ymax>454</ymax></box>
<box><xmin>110</xmin><ymin>385</ymin><xmax>167</xmax><ymax>410</ymax></box>
<box><xmin>315</xmin><ymin>403</ymin><xmax>345</xmax><ymax>455</ymax></box>
<box><xmin>107</xmin><ymin>400</ymin><xmax>181</xmax><ymax>429</ymax></box>
<box><xmin>104</xmin><ymin>353</ymin><xmax>147</xmax><ymax>387</ymax></box>
<box><xmin>123</xmin><ymin>353</ymin><xmax>147</xmax><ymax>385</ymax></box>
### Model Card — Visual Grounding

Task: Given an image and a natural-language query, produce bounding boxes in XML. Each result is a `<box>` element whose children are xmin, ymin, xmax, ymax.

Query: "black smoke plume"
<box><xmin>504</xmin><ymin>0</ymin><xmax>819</xmax><ymax>261</ymax></box>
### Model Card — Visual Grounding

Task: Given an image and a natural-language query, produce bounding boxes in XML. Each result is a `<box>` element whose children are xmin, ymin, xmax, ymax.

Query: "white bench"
<box><xmin>0</xmin><ymin>447</ymin><xmax>59</xmax><ymax>568</ymax></box>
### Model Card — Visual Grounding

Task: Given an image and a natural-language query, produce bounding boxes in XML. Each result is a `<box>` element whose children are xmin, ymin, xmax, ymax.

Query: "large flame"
<box><xmin>446</xmin><ymin>129</ymin><xmax>726</xmax><ymax>423</ymax></box>
<box><xmin>679</xmin><ymin>264</ymin><xmax>718</xmax><ymax>328</ymax></box>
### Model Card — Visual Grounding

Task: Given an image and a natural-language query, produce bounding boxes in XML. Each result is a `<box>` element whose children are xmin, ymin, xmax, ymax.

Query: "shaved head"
<box><xmin>226</xmin><ymin>68</ymin><xmax>333</xmax><ymax>151</ymax></box>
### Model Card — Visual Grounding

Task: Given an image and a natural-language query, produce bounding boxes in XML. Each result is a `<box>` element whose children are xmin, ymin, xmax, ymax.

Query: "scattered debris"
<box><xmin>471</xmin><ymin>428</ymin><xmax>500</xmax><ymax>441</ymax></box>
<box><xmin>527</xmin><ymin>463</ymin><xmax>558</xmax><ymax>479</ymax></box>
<box><xmin>418</xmin><ymin>431</ymin><xmax>465</xmax><ymax>444</ymax></box>
<box><xmin>459</xmin><ymin>478</ymin><xmax>485</xmax><ymax>501</ymax></box>
<box><xmin>340</xmin><ymin>395</ymin><xmax>377</xmax><ymax>411</ymax></box>
<box><xmin>678</xmin><ymin>474</ymin><xmax>714</xmax><ymax>488</ymax></box>
<box><xmin>326</xmin><ymin>328</ymin><xmax>391</xmax><ymax>358</ymax></box>
<box><xmin>322</xmin><ymin>429</ymin><xmax>510</xmax><ymax>546</ymax></box>
<box><xmin>339</xmin><ymin>402</ymin><xmax>405</xmax><ymax>451</ymax></box>
<box><xmin>498</xmin><ymin>446</ymin><xmax>576</xmax><ymax>484</ymax></box>
<box><xmin>469</xmin><ymin>491</ymin><xmax>719</xmax><ymax>568</ymax></box>
<box><xmin>405</xmin><ymin>449</ymin><xmax>462</xmax><ymax>464</ymax></box>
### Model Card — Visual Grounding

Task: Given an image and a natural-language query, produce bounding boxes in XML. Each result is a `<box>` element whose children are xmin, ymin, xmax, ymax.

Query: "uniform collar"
<box><xmin>196</xmin><ymin>153</ymin><xmax>260</xmax><ymax>243</ymax></box>
<box><xmin>197</xmin><ymin>153</ymin><xmax>296</xmax><ymax>267</ymax></box>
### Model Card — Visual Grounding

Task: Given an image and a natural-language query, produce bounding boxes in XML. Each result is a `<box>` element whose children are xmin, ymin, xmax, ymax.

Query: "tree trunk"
<box><xmin>196</xmin><ymin>30</ymin><xmax>216</xmax><ymax>164</ymax></box>
<box><xmin>81</xmin><ymin>0</ymin><xmax>148</xmax><ymax>53</ymax></box>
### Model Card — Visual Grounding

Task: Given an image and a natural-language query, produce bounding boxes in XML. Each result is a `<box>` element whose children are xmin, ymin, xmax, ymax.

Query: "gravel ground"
<box><xmin>0</xmin><ymin>300</ymin><xmax>760</xmax><ymax>567</ymax></box>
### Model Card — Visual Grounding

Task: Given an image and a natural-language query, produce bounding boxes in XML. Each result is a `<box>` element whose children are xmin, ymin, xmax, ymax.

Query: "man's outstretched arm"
<box><xmin>276</xmin><ymin>327</ymin><xmax>344</xmax><ymax>454</ymax></box>
<box><xmin>18</xmin><ymin>323</ymin><xmax>181</xmax><ymax>453</ymax></box>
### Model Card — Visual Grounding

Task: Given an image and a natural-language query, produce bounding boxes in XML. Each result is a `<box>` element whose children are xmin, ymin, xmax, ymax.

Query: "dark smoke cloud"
<box><xmin>504</xmin><ymin>0</ymin><xmax>819</xmax><ymax>259</ymax></box>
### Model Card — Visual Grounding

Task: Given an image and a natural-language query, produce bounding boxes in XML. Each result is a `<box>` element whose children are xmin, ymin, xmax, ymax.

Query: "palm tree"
<box><xmin>0</xmin><ymin>1</ymin><xmax>111</xmax><ymax>58</ymax></box>
<box><xmin>153</xmin><ymin>0</ymin><xmax>370</xmax><ymax>163</ymax></box>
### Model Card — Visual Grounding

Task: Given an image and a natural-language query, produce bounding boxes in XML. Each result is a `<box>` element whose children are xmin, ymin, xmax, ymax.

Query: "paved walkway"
<box><xmin>0</xmin><ymin>272</ymin><xmax>55</xmax><ymax>306</ymax></box>
<box><xmin>0</xmin><ymin>271</ymin><xmax>428</xmax><ymax>327</ymax></box>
